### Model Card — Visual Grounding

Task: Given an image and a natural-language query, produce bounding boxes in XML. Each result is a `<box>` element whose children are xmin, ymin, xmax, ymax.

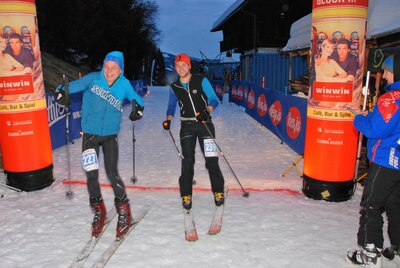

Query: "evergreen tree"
<box><xmin>36</xmin><ymin>0</ymin><xmax>160</xmax><ymax>81</ymax></box>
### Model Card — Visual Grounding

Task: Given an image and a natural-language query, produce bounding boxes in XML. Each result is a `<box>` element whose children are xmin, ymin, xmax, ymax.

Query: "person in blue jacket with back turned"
<box><xmin>347</xmin><ymin>54</ymin><xmax>400</xmax><ymax>266</ymax></box>
<box><xmin>55</xmin><ymin>51</ymin><xmax>144</xmax><ymax>239</ymax></box>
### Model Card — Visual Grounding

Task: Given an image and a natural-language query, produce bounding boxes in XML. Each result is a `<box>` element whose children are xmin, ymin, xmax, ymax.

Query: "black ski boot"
<box><xmin>347</xmin><ymin>244</ymin><xmax>382</xmax><ymax>267</ymax></box>
<box><xmin>213</xmin><ymin>192</ymin><xmax>225</xmax><ymax>207</ymax></box>
<box><xmin>182</xmin><ymin>195</ymin><xmax>192</xmax><ymax>211</ymax></box>
<box><xmin>382</xmin><ymin>245</ymin><xmax>399</xmax><ymax>261</ymax></box>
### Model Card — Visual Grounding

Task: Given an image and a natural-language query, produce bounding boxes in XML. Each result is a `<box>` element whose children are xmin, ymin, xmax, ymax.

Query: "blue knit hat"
<box><xmin>103</xmin><ymin>51</ymin><xmax>124</xmax><ymax>71</ymax></box>
<box><xmin>382</xmin><ymin>55</ymin><xmax>393</xmax><ymax>73</ymax></box>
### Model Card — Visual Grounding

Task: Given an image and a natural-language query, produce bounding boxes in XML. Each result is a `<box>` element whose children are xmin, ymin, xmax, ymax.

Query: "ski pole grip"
<box><xmin>61</xmin><ymin>74</ymin><xmax>71</xmax><ymax>106</ymax></box>
<box><xmin>62</xmin><ymin>74</ymin><xmax>69</xmax><ymax>96</ymax></box>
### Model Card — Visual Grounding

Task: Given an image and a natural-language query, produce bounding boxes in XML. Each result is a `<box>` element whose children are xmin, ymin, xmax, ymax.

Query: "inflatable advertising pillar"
<box><xmin>0</xmin><ymin>0</ymin><xmax>53</xmax><ymax>191</ymax></box>
<box><xmin>303</xmin><ymin>0</ymin><xmax>368</xmax><ymax>201</ymax></box>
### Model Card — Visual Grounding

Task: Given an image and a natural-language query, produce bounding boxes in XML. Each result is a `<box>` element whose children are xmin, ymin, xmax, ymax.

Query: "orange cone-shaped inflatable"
<box><xmin>0</xmin><ymin>0</ymin><xmax>53</xmax><ymax>191</ymax></box>
<box><xmin>303</xmin><ymin>0</ymin><xmax>368</xmax><ymax>201</ymax></box>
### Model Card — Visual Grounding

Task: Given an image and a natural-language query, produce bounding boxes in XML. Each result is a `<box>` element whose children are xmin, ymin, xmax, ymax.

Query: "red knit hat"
<box><xmin>175</xmin><ymin>53</ymin><xmax>191</xmax><ymax>67</ymax></box>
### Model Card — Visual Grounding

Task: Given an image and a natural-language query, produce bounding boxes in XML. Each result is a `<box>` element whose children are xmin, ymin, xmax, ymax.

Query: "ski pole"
<box><xmin>202</xmin><ymin>122</ymin><xmax>249</xmax><ymax>198</ymax></box>
<box><xmin>167</xmin><ymin>130</ymin><xmax>183</xmax><ymax>159</ymax></box>
<box><xmin>63</xmin><ymin>74</ymin><xmax>74</xmax><ymax>200</ymax></box>
<box><xmin>0</xmin><ymin>169</ymin><xmax>22</xmax><ymax>193</ymax></box>
<box><xmin>130</xmin><ymin>121</ymin><xmax>138</xmax><ymax>184</ymax></box>
<box><xmin>0</xmin><ymin>182</ymin><xmax>22</xmax><ymax>192</ymax></box>
<box><xmin>165</xmin><ymin>129</ymin><xmax>196</xmax><ymax>185</ymax></box>
<box><xmin>353</xmin><ymin>71</ymin><xmax>370</xmax><ymax>184</ymax></box>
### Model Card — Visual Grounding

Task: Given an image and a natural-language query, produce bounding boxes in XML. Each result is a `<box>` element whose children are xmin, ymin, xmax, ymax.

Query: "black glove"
<box><xmin>196</xmin><ymin>109</ymin><xmax>210</xmax><ymax>122</ymax></box>
<box><xmin>54</xmin><ymin>85</ymin><xmax>71</xmax><ymax>106</ymax></box>
<box><xmin>129</xmin><ymin>101</ymin><xmax>144</xmax><ymax>121</ymax></box>
<box><xmin>162</xmin><ymin>120</ymin><xmax>171</xmax><ymax>130</ymax></box>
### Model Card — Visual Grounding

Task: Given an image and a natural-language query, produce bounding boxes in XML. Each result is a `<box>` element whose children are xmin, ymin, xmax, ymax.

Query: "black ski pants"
<box><xmin>179</xmin><ymin>121</ymin><xmax>224</xmax><ymax>197</ymax></box>
<box><xmin>82</xmin><ymin>133</ymin><xmax>127</xmax><ymax>200</ymax></box>
<box><xmin>357</xmin><ymin>162</ymin><xmax>400</xmax><ymax>249</ymax></box>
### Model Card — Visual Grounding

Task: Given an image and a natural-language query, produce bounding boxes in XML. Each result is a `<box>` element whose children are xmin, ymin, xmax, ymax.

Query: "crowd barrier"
<box><xmin>229</xmin><ymin>80</ymin><xmax>307</xmax><ymax>155</ymax></box>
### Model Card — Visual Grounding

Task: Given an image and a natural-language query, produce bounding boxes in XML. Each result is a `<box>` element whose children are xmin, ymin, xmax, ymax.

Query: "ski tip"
<box><xmin>207</xmin><ymin>232</ymin><xmax>219</xmax><ymax>236</ymax></box>
<box><xmin>185</xmin><ymin>232</ymin><xmax>199</xmax><ymax>241</ymax></box>
<box><xmin>207</xmin><ymin>228</ymin><xmax>221</xmax><ymax>235</ymax></box>
<box><xmin>141</xmin><ymin>205</ymin><xmax>152</xmax><ymax>212</ymax></box>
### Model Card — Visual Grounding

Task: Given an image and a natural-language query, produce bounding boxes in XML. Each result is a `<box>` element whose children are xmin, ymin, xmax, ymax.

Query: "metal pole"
<box><xmin>353</xmin><ymin>71</ymin><xmax>370</xmax><ymax>182</ymax></box>
<box><xmin>166</xmin><ymin>130</ymin><xmax>196</xmax><ymax>185</ymax></box>
<box><xmin>202</xmin><ymin>122</ymin><xmax>249</xmax><ymax>197</ymax></box>
<box><xmin>150</xmin><ymin>59</ymin><xmax>155</xmax><ymax>86</ymax></box>
<box><xmin>0</xmin><ymin>182</ymin><xmax>22</xmax><ymax>192</ymax></box>
<box><xmin>63</xmin><ymin>74</ymin><xmax>74</xmax><ymax>200</ymax></box>
<box><xmin>130</xmin><ymin>122</ymin><xmax>138</xmax><ymax>184</ymax></box>
<box><xmin>168</xmin><ymin>130</ymin><xmax>183</xmax><ymax>159</ymax></box>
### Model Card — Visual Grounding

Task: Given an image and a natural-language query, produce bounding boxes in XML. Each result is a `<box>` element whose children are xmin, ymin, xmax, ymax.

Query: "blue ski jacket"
<box><xmin>354</xmin><ymin>80</ymin><xmax>400</xmax><ymax>170</ymax></box>
<box><xmin>68</xmin><ymin>51</ymin><xmax>144</xmax><ymax>136</ymax></box>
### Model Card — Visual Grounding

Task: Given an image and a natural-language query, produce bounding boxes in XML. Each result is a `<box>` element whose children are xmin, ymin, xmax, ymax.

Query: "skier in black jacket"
<box><xmin>162</xmin><ymin>53</ymin><xmax>225</xmax><ymax>211</ymax></box>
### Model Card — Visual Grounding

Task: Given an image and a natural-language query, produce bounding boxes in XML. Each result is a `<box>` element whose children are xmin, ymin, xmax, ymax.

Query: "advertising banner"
<box><xmin>47</xmin><ymin>92</ymin><xmax>82</xmax><ymax>150</ymax></box>
<box><xmin>0</xmin><ymin>0</ymin><xmax>53</xmax><ymax>191</ymax></box>
<box><xmin>303</xmin><ymin>0</ymin><xmax>368</xmax><ymax>201</ymax></box>
<box><xmin>210</xmin><ymin>80</ymin><xmax>224</xmax><ymax>102</ymax></box>
<box><xmin>229</xmin><ymin>80</ymin><xmax>307</xmax><ymax>156</ymax></box>
<box><xmin>229</xmin><ymin>80</ymin><xmax>249</xmax><ymax>107</ymax></box>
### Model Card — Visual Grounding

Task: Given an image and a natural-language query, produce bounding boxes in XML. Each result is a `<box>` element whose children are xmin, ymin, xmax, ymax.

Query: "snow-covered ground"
<box><xmin>0</xmin><ymin>86</ymin><xmax>399</xmax><ymax>268</ymax></box>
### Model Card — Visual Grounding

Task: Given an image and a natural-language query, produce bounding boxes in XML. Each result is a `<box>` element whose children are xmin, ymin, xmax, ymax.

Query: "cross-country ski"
<box><xmin>68</xmin><ymin>209</ymin><xmax>117</xmax><ymax>268</ymax></box>
<box><xmin>90</xmin><ymin>206</ymin><xmax>151</xmax><ymax>268</ymax></box>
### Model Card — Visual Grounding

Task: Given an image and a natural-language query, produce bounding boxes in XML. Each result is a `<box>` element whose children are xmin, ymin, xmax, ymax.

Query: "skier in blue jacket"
<box><xmin>55</xmin><ymin>51</ymin><xmax>144</xmax><ymax>239</ymax></box>
<box><xmin>347</xmin><ymin>54</ymin><xmax>400</xmax><ymax>266</ymax></box>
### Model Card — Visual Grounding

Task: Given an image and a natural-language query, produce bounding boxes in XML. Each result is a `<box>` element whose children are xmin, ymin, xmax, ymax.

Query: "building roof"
<box><xmin>282</xmin><ymin>0</ymin><xmax>400</xmax><ymax>52</ymax></box>
<box><xmin>210</xmin><ymin>0</ymin><xmax>312</xmax><ymax>53</ymax></box>
<box><xmin>211</xmin><ymin>0</ymin><xmax>246</xmax><ymax>32</ymax></box>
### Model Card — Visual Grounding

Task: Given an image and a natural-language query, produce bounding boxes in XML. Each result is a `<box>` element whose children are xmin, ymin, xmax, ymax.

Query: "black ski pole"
<box><xmin>167</xmin><ymin>130</ymin><xmax>183</xmax><ymax>159</ymax></box>
<box><xmin>165</xmin><ymin>129</ymin><xmax>196</xmax><ymax>185</ymax></box>
<box><xmin>202</xmin><ymin>122</ymin><xmax>249</xmax><ymax>198</ymax></box>
<box><xmin>0</xmin><ymin>181</ymin><xmax>22</xmax><ymax>193</ymax></box>
<box><xmin>63</xmin><ymin>74</ymin><xmax>74</xmax><ymax>200</ymax></box>
<box><xmin>130</xmin><ymin>121</ymin><xmax>138</xmax><ymax>184</ymax></box>
<box><xmin>0</xmin><ymin>169</ymin><xmax>22</xmax><ymax>195</ymax></box>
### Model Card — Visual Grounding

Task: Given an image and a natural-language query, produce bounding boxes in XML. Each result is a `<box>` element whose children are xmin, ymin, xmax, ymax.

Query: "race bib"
<box><xmin>81</xmin><ymin>149</ymin><xmax>99</xmax><ymax>172</ymax></box>
<box><xmin>204</xmin><ymin>138</ymin><xmax>218</xmax><ymax>157</ymax></box>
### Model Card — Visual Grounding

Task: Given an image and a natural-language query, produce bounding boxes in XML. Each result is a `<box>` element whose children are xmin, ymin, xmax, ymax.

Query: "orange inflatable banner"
<box><xmin>0</xmin><ymin>0</ymin><xmax>53</xmax><ymax>191</ymax></box>
<box><xmin>303</xmin><ymin>0</ymin><xmax>368</xmax><ymax>201</ymax></box>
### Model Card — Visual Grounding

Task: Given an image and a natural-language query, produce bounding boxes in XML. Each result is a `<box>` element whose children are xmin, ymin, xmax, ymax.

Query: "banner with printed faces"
<box><xmin>0</xmin><ymin>1</ymin><xmax>52</xmax><ymax>181</ymax></box>
<box><xmin>303</xmin><ymin>0</ymin><xmax>368</xmax><ymax>183</ymax></box>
